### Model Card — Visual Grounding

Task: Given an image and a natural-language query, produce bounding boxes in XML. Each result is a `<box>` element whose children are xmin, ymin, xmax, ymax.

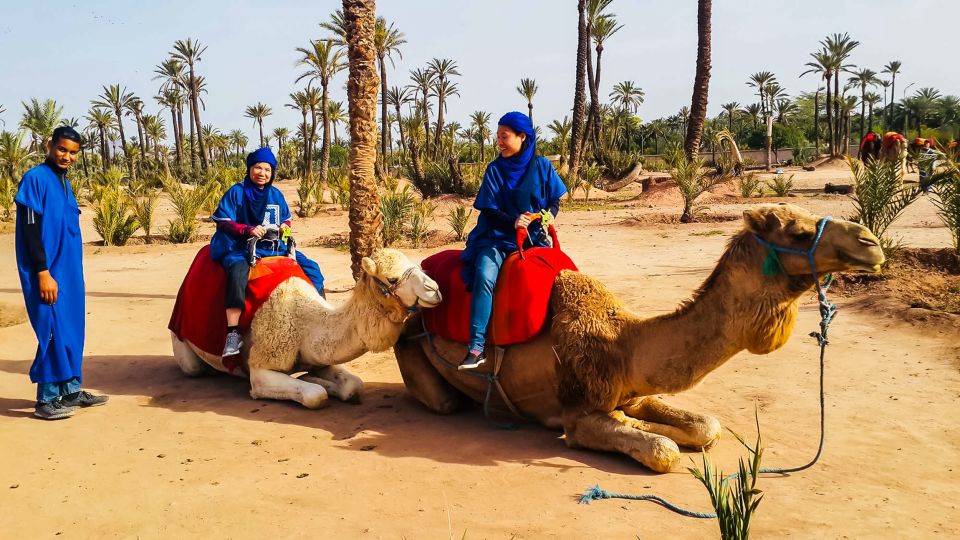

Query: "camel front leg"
<box><xmin>300</xmin><ymin>365</ymin><xmax>364</xmax><ymax>404</ymax></box>
<box><xmin>393</xmin><ymin>332</ymin><xmax>461</xmax><ymax>415</ymax></box>
<box><xmin>620</xmin><ymin>397</ymin><xmax>722</xmax><ymax>449</ymax></box>
<box><xmin>563</xmin><ymin>409</ymin><xmax>680</xmax><ymax>473</ymax></box>
<box><xmin>249</xmin><ymin>368</ymin><xmax>329</xmax><ymax>409</ymax></box>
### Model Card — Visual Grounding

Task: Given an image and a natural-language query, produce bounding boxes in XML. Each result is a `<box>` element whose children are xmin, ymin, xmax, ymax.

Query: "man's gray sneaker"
<box><xmin>34</xmin><ymin>399</ymin><xmax>76</xmax><ymax>420</ymax></box>
<box><xmin>61</xmin><ymin>390</ymin><xmax>109</xmax><ymax>408</ymax></box>
<box><xmin>223</xmin><ymin>330</ymin><xmax>243</xmax><ymax>357</ymax></box>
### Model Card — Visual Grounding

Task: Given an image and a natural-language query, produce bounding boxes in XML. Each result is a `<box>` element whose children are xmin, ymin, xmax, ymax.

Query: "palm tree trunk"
<box><xmin>833</xmin><ymin>74</ymin><xmax>841</xmax><ymax>157</ymax></box>
<box><xmin>308</xmin><ymin>97</ymin><xmax>319</xmax><ymax>184</ymax></box>
<box><xmin>591</xmin><ymin>44</ymin><xmax>606</xmax><ymax>149</ymax></box>
<box><xmin>569</xmin><ymin>0</ymin><xmax>589</xmax><ymax>180</ymax></box>
<box><xmin>393</xmin><ymin>103</ymin><xmax>407</xmax><ymax>154</ymax></box>
<box><xmin>98</xmin><ymin>126</ymin><xmax>108</xmax><ymax>171</ymax></box>
<box><xmin>683</xmin><ymin>0</ymin><xmax>711</xmax><ymax>161</ymax></box>
<box><xmin>113</xmin><ymin>106</ymin><xmax>132</xmax><ymax>177</ymax></box>
<box><xmin>320</xmin><ymin>84</ymin><xmax>332</xmax><ymax>201</ymax></box>
<box><xmin>421</xmin><ymin>86</ymin><xmax>431</xmax><ymax>158</ymax></box>
<box><xmin>170</xmin><ymin>108</ymin><xmax>181</xmax><ymax>169</ymax></box>
<box><xmin>888</xmin><ymin>74</ymin><xmax>896</xmax><ymax>126</ymax></box>
<box><xmin>585</xmin><ymin>33</ymin><xmax>599</xmax><ymax>153</ymax></box>
<box><xmin>189</xmin><ymin>71</ymin><xmax>208</xmax><ymax>172</ymax></box>
<box><xmin>343</xmin><ymin>0</ymin><xmax>381</xmax><ymax>279</ymax></box>
<box><xmin>814</xmin><ymin>89</ymin><xmax>820</xmax><ymax>155</ymax></box>
<box><xmin>825</xmin><ymin>75</ymin><xmax>834</xmax><ymax>156</ymax></box>
<box><xmin>258</xmin><ymin>120</ymin><xmax>264</xmax><ymax>148</ymax></box>
<box><xmin>378</xmin><ymin>53</ymin><xmax>389</xmax><ymax>165</ymax></box>
<box><xmin>868</xmin><ymin>103</ymin><xmax>874</xmax><ymax>132</ymax></box>
<box><xmin>300</xmin><ymin>110</ymin><xmax>308</xmax><ymax>176</ymax></box>
<box><xmin>860</xmin><ymin>89</ymin><xmax>867</xmax><ymax>141</ymax></box>
<box><xmin>528</xmin><ymin>101</ymin><xmax>533</xmax><ymax>123</ymax></box>
<box><xmin>434</xmin><ymin>86</ymin><xmax>445</xmax><ymax>159</ymax></box>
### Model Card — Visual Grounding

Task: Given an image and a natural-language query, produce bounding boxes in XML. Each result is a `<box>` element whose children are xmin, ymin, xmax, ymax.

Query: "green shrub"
<box><xmin>737</xmin><ymin>172</ymin><xmax>762</xmax><ymax>198</ymax></box>
<box><xmin>931</xmin><ymin>160</ymin><xmax>960</xmax><ymax>253</ymax></box>
<box><xmin>594</xmin><ymin>148</ymin><xmax>637</xmax><ymax>178</ymax></box>
<box><xmin>765</xmin><ymin>174</ymin><xmax>794</xmax><ymax>197</ymax></box>
<box><xmin>0</xmin><ymin>175</ymin><xmax>15</xmax><ymax>221</ymax></box>
<box><xmin>164</xmin><ymin>179</ymin><xmax>211</xmax><ymax>243</ymax></box>
<box><xmin>447</xmin><ymin>204</ymin><xmax>473</xmax><ymax>241</ymax></box>
<box><xmin>670</xmin><ymin>148</ymin><xmax>725</xmax><ymax>223</ymax></box>
<box><xmin>407</xmin><ymin>199</ymin><xmax>436</xmax><ymax>247</ymax></box>
<box><xmin>560</xmin><ymin>171</ymin><xmax>583</xmax><ymax>202</ymax></box>
<box><xmin>126</xmin><ymin>186</ymin><xmax>161</xmax><ymax>242</ymax></box>
<box><xmin>328</xmin><ymin>167</ymin><xmax>350</xmax><ymax>210</ymax></box>
<box><xmin>848</xmin><ymin>157</ymin><xmax>921</xmax><ymax>248</ymax></box>
<box><xmin>89</xmin><ymin>167</ymin><xmax>126</xmax><ymax>204</ymax></box>
<box><xmin>688</xmin><ymin>412</ymin><xmax>765</xmax><ymax>540</ymax></box>
<box><xmin>380</xmin><ymin>185</ymin><xmax>415</xmax><ymax>246</ymax></box>
<box><xmin>297</xmin><ymin>177</ymin><xmax>317</xmax><ymax>217</ymax></box>
<box><xmin>581</xmin><ymin>164</ymin><xmax>601</xmax><ymax>202</ymax></box>
<box><xmin>642</xmin><ymin>158</ymin><xmax>669</xmax><ymax>172</ymax></box>
<box><xmin>93</xmin><ymin>186</ymin><xmax>140</xmax><ymax>246</ymax></box>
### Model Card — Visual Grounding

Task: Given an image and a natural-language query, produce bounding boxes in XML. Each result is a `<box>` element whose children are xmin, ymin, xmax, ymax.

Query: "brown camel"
<box><xmin>393</xmin><ymin>204</ymin><xmax>885</xmax><ymax>472</ymax></box>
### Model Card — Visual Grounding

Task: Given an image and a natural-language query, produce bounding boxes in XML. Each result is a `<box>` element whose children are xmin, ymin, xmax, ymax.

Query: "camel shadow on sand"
<box><xmin>0</xmin><ymin>354</ymin><xmax>677</xmax><ymax>476</ymax></box>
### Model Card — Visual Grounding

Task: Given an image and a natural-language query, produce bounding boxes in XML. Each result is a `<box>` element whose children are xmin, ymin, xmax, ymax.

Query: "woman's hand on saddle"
<box><xmin>514</xmin><ymin>213</ymin><xmax>535</xmax><ymax>229</ymax></box>
<box><xmin>250</xmin><ymin>225</ymin><xmax>266</xmax><ymax>239</ymax></box>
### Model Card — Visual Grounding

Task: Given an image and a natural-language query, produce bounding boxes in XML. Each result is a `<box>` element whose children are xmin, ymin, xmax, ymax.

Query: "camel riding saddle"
<box><xmin>168</xmin><ymin>245</ymin><xmax>311</xmax><ymax>363</ymax></box>
<box><xmin>422</xmin><ymin>225</ymin><xmax>577</xmax><ymax>346</ymax></box>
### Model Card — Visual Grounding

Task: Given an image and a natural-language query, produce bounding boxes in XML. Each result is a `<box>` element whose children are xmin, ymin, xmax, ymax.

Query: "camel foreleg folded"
<box><xmin>563</xmin><ymin>410</ymin><xmax>681</xmax><ymax>472</ymax></box>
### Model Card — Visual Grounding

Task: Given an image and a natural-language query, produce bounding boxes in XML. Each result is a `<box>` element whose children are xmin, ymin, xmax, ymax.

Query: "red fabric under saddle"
<box><xmin>168</xmin><ymin>245</ymin><xmax>311</xmax><ymax>361</ymax></box>
<box><xmin>422</xmin><ymin>227</ymin><xmax>577</xmax><ymax>346</ymax></box>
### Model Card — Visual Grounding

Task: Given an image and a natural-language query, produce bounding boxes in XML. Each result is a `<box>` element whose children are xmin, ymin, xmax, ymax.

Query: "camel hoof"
<box><xmin>645</xmin><ymin>439</ymin><xmax>681</xmax><ymax>473</ymax></box>
<box><xmin>301</xmin><ymin>391</ymin><xmax>330</xmax><ymax>410</ymax></box>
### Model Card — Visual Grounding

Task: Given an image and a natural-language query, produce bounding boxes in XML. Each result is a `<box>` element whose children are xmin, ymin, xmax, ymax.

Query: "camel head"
<box><xmin>361</xmin><ymin>249</ymin><xmax>442</xmax><ymax>318</ymax></box>
<box><xmin>743</xmin><ymin>204</ymin><xmax>885</xmax><ymax>277</ymax></box>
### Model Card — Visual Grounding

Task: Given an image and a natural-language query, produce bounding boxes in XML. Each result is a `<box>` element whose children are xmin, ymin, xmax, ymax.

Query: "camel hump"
<box><xmin>551</xmin><ymin>270</ymin><xmax>626</xmax><ymax>342</ymax></box>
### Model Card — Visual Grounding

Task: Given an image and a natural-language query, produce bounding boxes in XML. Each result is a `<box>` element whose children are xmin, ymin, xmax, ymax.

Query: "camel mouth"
<box><xmin>839</xmin><ymin>250</ymin><xmax>885</xmax><ymax>273</ymax></box>
<box><xmin>418</xmin><ymin>296</ymin><xmax>442</xmax><ymax>308</ymax></box>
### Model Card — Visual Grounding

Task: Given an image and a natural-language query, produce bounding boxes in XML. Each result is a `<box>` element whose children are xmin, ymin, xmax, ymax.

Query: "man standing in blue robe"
<box><xmin>14</xmin><ymin>126</ymin><xmax>108</xmax><ymax>420</ymax></box>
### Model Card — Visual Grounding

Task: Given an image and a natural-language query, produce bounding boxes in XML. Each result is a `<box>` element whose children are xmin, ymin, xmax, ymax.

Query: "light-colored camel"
<box><xmin>172</xmin><ymin>249</ymin><xmax>441</xmax><ymax>408</ymax></box>
<box><xmin>394</xmin><ymin>204</ymin><xmax>885</xmax><ymax>472</ymax></box>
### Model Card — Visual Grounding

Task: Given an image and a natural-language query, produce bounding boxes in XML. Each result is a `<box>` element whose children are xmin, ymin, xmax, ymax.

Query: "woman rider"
<box><xmin>209</xmin><ymin>147</ymin><xmax>325</xmax><ymax>357</ymax></box>
<box><xmin>458</xmin><ymin>112</ymin><xmax>567</xmax><ymax>370</ymax></box>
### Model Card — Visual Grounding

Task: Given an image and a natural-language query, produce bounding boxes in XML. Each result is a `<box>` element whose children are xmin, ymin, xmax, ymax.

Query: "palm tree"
<box><xmin>583</xmin><ymin>0</ymin><xmax>614</xmax><ymax>152</ymax></box>
<box><xmin>879</xmin><ymin>79</ymin><xmax>891</xmax><ymax>119</ymax></box>
<box><xmin>319</xmin><ymin>9</ymin><xmax>348</xmax><ymax>45</ymax></box>
<box><xmin>328</xmin><ymin>100</ymin><xmax>345</xmax><ymax>145</ymax></box>
<box><xmin>721</xmin><ymin>102</ymin><xmax>739</xmax><ymax>133</ymax></box>
<box><xmin>882</xmin><ymin>60</ymin><xmax>902</xmax><ymax>126</ymax></box>
<box><xmin>407</xmin><ymin>68</ymin><xmax>436</xmax><ymax>157</ymax></box>
<box><xmin>802</xmin><ymin>49</ymin><xmax>833</xmax><ymax>154</ymax></box>
<box><xmin>155</xmin><ymin>89</ymin><xmax>183</xmax><ymax>168</ymax></box>
<box><xmin>228</xmin><ymin>129</ymin><xmax>248</xmax><ymax>158</ymax></box>
<box><xmin>143</xmin><ymin>115</ymin><xmax>166</xmax><ymax>163</ymax></box>
<box><xmin>852</xmin><ymin>67</ymin><xmax>878</xmax><ymax>140</ymax></box>
<box><xmin>747</xmin><ymin>71</ymin><xmax>777</xmax><ymax>117</ymax></box>
<box><xmin>469</xmin><ymin>110</ymin><xmax>491</xmax><ymax>162</ymax></box>
<box><xmin>386</xmin><ymin>87</ymin><xmax>411</xmax><ymax>152</ymax></box>
<box><xmin>569</xmin><ymin>0</ymin><xmax>589</xmax><ymax>180</ymax></box>
<box><xmin>609</xmin><ymin>81</ymin><xmax>645</xmax><ymax>114</ymax></box>
<box><xmin>171</xmin><ymin>38</ymin><xmax>210</xmax><ymax>171</ymax></box>
<box><xmin>342</xmin><ymin>0</ymin><xmax>380</xmax><ymax>278</ymax></box>
<box><xmin>286</xmin><ymin>90</ymin><xmax>311</xmax><ymax>175</ymax></box>
<box><xmin>296</xmin><ymin>39</ymin><xmax>345</xmax><ymax>191</ymax></box>
<box><xmin>773</xmin><ymin>98</ymin><xmax>799</xmax><ymax>124</ymax></box>
<box><xmin>19</xmin><ymin>98</ymin><xmax>62</xmax><ymax>150</ymax></box>
<box><xmin>588</xmin><ymin>12</ymin><xmax>622</xmax><ymax>147</ymax></box>
<box><xmin>426</xmin><ymin>58</ymin><xmax>460</xmax><ymax>157</ymax></box>
<box><xmin>824</xmin><ymin>33</ymin><xmax>860</xmax><ymax>156</ymax></box>
<box><xmin>153</xmin><ymin>58</ymin><xmax>187</xmax><ymax>168</ymax></box>
<box><xmin>548</xmin><ymin>116</ymin><xmax>572</xmax><ymax>168</ymax></box>
<box><xmin>272</xmin><ymin>127</ymin><xmax>289</xmax><ymax>167</ymax></box>
<box><xmin>0</xmin><ymin>130</ymin><xmax>37</xmax><ymax>181</ymax></box>
<box><xmin>684</xmin><ymin>0</ymin><xmax>712</xmax><ymax>160</ymax></box>
<box><xmin>742</xmin><ymin>103</ymin><xmax>762</xmax><ymax>128</ymax></box>
<box><xmin>93</xmin><ymin>85</ymin><xmax>137</xmax><ymax>175</ymax></box>
<box><xmin>515</xmin><ymin>78</ymin><xmax>539</xmax><ymax>123</ymax></box>
<box><xmin>125</xmin><ymin>96</ymin><xmax>147</xmax><ymax>158</ymax></box>
<box><xmin>85</xmin><ymin>107</ymin><xmax>113</xmax><ymax>170</ymax></box>
<box><xmin>649</xmin><ymin>119</ymin><xmax>668</xmax><ymax>154</ymax></box>
<box><xmin>863</xmin><ymin>92</ymin><xmax>882</xmax><ymax>133</ymax></box>
<box><xmin>374</xmin><ymin>17</ymin><xmax>406</xmax><ymax>164</ymax></box>
<box><xmin>244</xmin><ymin>102</ymin><xmax>272</xmax><ymax>147</ymax></box>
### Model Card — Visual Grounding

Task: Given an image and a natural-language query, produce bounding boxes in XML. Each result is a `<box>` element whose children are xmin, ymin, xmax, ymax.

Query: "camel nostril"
<box><xmin>858</xmin><ymin>237</ymin><xmax>879</xmax><ymax>247</ymax></box>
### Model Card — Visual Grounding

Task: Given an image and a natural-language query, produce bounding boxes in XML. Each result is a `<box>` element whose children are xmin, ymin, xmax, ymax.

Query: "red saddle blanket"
<box><xmin>422</xmin><ymin>244</ymin><xmax>577</xmax><ymax>346</ymax></box>
<box><xmin>168</xmin><ymin>245</ymin><xmax>311</xmax><ymax>359</ymax></box>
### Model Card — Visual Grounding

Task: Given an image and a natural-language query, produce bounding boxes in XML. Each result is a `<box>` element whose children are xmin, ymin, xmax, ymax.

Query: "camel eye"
<box><xmin>388</xmin><ymin>278</ymin><xmax>398</xmax><ymax>285</ymax></box>
<box><xmin>793</xmin><ymin>230</ymin><xmax>814</xmax><ymax>242</ymax></box>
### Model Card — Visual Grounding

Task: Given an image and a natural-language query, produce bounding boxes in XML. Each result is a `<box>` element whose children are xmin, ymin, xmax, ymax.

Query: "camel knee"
<box><xmin>172</xmin><ymin>334</ymin><xmax>210</xmax><ymax>377</ymax></box>
<box><xmin>699</xmin><ymin>416</ymin><xmax>722</xmax><ymax>449</ymax></box>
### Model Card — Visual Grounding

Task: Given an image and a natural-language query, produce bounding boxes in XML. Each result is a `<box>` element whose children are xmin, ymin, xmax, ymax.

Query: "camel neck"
<box><xmin>622</xmin><ymin>236</ymin><xmax>806</xmax><ymax>395</ymax></box>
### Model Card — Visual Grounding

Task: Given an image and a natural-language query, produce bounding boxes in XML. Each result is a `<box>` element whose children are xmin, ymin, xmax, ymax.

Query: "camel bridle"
<box><xmin>372</xmin><ymin>265</ymin><xmax>421</xmax><ymax>313</ymax></box>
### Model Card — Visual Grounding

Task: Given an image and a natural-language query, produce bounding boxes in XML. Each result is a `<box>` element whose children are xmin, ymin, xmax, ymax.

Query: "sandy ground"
<box><xmin>1</xmin><ymin>163</ymin><xmax>958</xmax><ymax>539</ymax></box>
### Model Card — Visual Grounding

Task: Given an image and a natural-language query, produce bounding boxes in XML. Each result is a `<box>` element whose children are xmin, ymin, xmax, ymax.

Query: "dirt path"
<box><xmin>1</xmin><ymin>169</ymin><xmax>958</xmax><ymax>538</ymax></box>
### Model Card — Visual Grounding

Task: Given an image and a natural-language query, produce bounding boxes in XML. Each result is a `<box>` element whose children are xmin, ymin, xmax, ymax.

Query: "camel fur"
<box><xmin>880</xmin><ymin>131</ymin><xmax>908</xmax><ymax>175</ymax></box>
<box><xmin>394</xmin><ymin>204</ymin><xmax>885</xmax><ymax>472</ymax></box>
<box><xmin>172</xmin><ymin>249</ymin><xmax>441</xmax><ymax>409</ymax></box>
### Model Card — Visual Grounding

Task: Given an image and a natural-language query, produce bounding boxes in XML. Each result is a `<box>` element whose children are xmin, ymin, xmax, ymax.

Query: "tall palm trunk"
<box><xmin>343</xmin><ymin>0</ymin><xmax>381</xmax><ymax>279</ymax></box>
<box><xmin>320</xmin><ymin>84</ymin><xmax>332</xmax><ymax>201</ymax></box>
<box><xmin>814</xmin><ymin>88</ymin><xmax>820</xmax><ymax>155</ymax></box>
<box><xmin>300</xmin><ymin>109</ymin><xmax>309</xmax><ymax>176</ymax></box>
<box><xmin>98</xmin><ymin>126</ymin><xmax>109</xmax><ymax>171</ymax></box>
<box><xmin>585</xmin><ymin>23</ymin><xmax>599</xmax><ymax>153</ymax></box>
<box><xmin>393</xmin><ymin>102</ymin><xmax>407</xmax><ymax>154</ymax></box>
<box><xmin>888</xmin><ymin>73</ymin><xmax>896</xmax><ymax>126</ymax></box>
<box><xmin>433</xmin><ymin>84</ymin><xmax>446</xmax><ymax>159</ymax></box>
<box><xmin>186</xmin><ymin>100</ymin><xmax>197</xmax><ymax>170</ymax></box>
<box><xmin>169</xmin><ymin>108</ymin><xmax>181</xmax><ymax>169</ymax></box>
<box><xmin>833</xmin><ymin>73</ymin><xmax>841</xmax><ymax>157</ymax></box>
<box><xmin>683</xmin><ymin>0</ymin><xmax>712</xmax><ymax>161</ymax></box>
<box><xmin>258</xmin><ymin>120</ymin><xmax>265</xmax><ymax>148</ymax></box>
<box><xmin>112</xmin><ymin>105</ymin><xmax>132</xmax><ymax>177</ymax></box>
<box><xmin>378</xmin><ymin>52</ymin><xmax>389</xmax><ymax>165</ymax></box>
<box><xmin>868</xmin><ymin>102</ymin><xmax>874</xmax><ymax>132</ymax></box>
<box><xmin>569</xmin><ymin>0</ymin><xmax>589</xmax><ymax>180</ymax></box>
<box><xmin>188</xmin><ymin>69</ymin><xmax>208</xmax><ymax>171</ymax></box>
<box><xmin>420</xmin><ymin>86</ymin><xmax>431</xmax><ymax>158</ymax></box>
<box><xmin>859</xmin><ymin>88</ymin><xmax>867</xmax><ymax>141</ymax></box>
<box><xmin>134</xmin><ymin>114</ymin><xmax>146</xmax><ymax>158</ymax></box>
<box><xmin>308</xmin><ymin>94</ymin><xmax>319</xmax><ymax>186</ymax></box>
<box><xmin>825</xmin><ymin>74</ymin><xmax>834</xmax><ymax>156</ymax></box>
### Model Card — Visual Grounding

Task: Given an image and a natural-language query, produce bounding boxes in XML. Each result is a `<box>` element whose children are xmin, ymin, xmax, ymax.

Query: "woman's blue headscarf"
<box><xmin>493</xmin><ymin>112</ymin><xmax>536</xmax><ymax>190</ymax></box>
<box><xmin>240</xmin><ymin>147</ymin><xmax>278</xmax><ymax>226</ymax></box>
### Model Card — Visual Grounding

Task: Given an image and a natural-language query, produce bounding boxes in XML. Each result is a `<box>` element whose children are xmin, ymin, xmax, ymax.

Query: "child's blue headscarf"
<box><xmin>493</xmin><ymin>112</ymin><xmax>536</xmax><ymax>190</ymax></box>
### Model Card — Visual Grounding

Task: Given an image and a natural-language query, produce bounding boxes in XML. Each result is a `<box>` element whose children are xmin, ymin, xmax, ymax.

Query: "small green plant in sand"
<box><xmin>847</xmin><ymin>157</ymin><xmax>921</xmax><ymax>251</ymax></box>
<box><xmin>668</xmin><ymin>148</ymin><xmax>725</xmax><ymax>223</ymax></box>
<box><xmin>380</xmin><ymin>185</ymin><xmax>415</xmax><ymax>246</ymax></box>
<box><xmin>0</xmin><ymin>175</ymin><xmax>15</xmax><ymax>221</ymax></box>
<box><xmin>447</xmin><ymin>204</ymin><xmax>473</xmax><ymax>241</ymax></box>
<box><xmin>688</xmin><ymin>411</ymin><xmax>765</xmax><ymax>540</ymax></box>
<box><xmin>765</xmin><ymin>173</ymin><xmax>794</xmax><ymax>197</ymax></box>
<box><xmin>93</xmin><ymin>185</ymin><xmax>140</xmax><ymax>246</ymax></box>
<box><xmin>737</xmin><ymin>172</ymin><xmax>762</xmax><ymax>198</ymax></box>
<box><xmin>407</xmin><ymin>199</ymin><xmax>436</xmax><ymax>247</ymax></box>
<box><xmin>125</xmin><ymin>184</ymin><xmax>161</xmax><ymax>243</ymax></box>
<box><xmin>930</xmin><ymin>158</ymin><xmax>960</xmax><ymax>253</ymax></box>
<box><xmin>164</xmin><ymin>179</ymin><xmax>212</xmax><ymax>243</ymax></box>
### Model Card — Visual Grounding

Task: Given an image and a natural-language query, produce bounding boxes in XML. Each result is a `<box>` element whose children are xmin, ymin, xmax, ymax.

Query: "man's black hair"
<box><xmin>51</xmin><ymin>126</ymin><xmax>82</xmax><ymax>147</ymax></box>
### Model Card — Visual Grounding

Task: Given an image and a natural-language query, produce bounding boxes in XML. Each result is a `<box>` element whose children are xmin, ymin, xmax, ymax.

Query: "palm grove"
<box><xmin>1</xmin><ymin>2</ymin><xmax>959</xmax><ymax>252</ymax></box>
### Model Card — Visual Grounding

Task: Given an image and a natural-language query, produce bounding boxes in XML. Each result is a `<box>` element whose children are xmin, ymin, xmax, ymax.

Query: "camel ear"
<box><xmin>743</xmin><ymin>209</ymin><xmax>783</xmax><ymax>234</ymax></box>
<box><xmin>361</xmin><ymin>257</ymin><xmax>378</xmax><ymax>276</ymax></box>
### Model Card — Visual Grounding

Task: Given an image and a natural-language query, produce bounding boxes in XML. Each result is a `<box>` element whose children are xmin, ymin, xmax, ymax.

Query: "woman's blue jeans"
<box><xmin>468</xmin><ymin>247</ymin><xmax>507</xmax><ymax>353</ymax></box>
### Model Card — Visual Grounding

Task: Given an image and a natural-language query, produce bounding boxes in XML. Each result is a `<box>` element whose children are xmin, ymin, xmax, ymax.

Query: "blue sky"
<box><xmin>1</xmin><ymin>0</ymin><xmax>956</xmax><ymax>142</ymax></box>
